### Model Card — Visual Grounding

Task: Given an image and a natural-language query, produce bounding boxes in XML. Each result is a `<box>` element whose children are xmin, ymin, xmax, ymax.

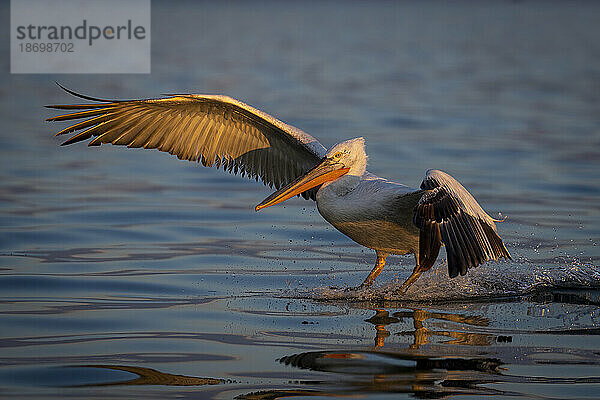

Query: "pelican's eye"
<box><xmin>333</xmin><ymin>152</ymin><xmax>343</xmax><ymax>160</ymax></box>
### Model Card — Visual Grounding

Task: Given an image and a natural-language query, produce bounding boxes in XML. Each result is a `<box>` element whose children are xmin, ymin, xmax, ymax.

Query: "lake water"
<box><xmin>1</xmin><ymin>1</ymin><xmax>599</xmax><ymax>399</ymax></box>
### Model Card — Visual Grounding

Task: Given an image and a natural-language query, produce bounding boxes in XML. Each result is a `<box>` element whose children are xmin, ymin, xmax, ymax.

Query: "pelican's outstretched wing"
<box><xmin>413</xmin><ymin>169</ymin><xmax>511</xmax><ymax>278</ymax></box>
<box><xmin>46</xmin><ymin>84</ymin><xmax>327</xmax><ymax>199</ymax></box>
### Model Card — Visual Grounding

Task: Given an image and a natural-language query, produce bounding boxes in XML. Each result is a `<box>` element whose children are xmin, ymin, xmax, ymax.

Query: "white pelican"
<box><xmin>47</xmin><ymin>84</ymin><xmax>511</xmax><ymax>293</ymax></box>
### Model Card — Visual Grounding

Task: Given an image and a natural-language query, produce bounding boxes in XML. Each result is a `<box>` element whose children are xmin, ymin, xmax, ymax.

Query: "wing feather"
<box><xmin>47</xmin><ymin>108</ymin><xmax>118</xmax><ymax>121</ymax></box>
<box><xmin>414</xmin><ymin>169</ymin><xmax>511</xmax><ymax>278</ymax></box>
<box><xmin>47</xmin><ymin>87</ymin><xmax>327</xmax><ymax>199</ymax></box>
<box><xmin>128</xmin><ymin>110</ymin><xmax>170</xmax><ymax>148</ymax></box>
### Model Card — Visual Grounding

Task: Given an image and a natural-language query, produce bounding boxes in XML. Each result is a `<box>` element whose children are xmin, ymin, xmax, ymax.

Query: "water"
<box><xmin>1</xmin><ymin>1</ymin><xmax>599</xmax><ymax>398</ymax></box>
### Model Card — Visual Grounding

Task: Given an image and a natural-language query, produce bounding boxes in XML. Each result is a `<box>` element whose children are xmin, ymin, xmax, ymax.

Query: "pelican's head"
<box><xmin>255</xmin><ymin>137</ymin><xmax>367</xmax><ymax>211</ymax></box>
<box><xmin>325</xmin><ymin>137</ymin><xmax>367</xmax><ymax>177</ymax></box>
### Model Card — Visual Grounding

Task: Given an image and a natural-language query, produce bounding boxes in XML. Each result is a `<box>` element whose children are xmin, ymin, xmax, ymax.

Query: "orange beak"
<box><xmin>255</xmin><ymin>158</ymin><xmax>350</xmax><ymax>211</ymax></box>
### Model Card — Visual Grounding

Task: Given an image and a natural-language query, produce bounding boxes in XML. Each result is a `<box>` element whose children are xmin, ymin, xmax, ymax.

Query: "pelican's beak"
<box><xmin>255</xmin><ymin>158</ymin><xmax>350</xmax><ymax>211</ymax></box>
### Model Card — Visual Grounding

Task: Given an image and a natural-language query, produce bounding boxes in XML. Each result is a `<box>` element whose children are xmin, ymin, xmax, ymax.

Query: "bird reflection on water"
<box><xmin>70</xmin><ymin>365</ymin><xmax>224</xmax><ymax>387</ymax></box>
<box><xmin>276</xmin><ymin>350</ymin><xmax>503</xmax><ymax>398</ymax></box>
<box><xmin>70</xmin><ymin>307</ymin><xmax>504</xmax><ymax>398</ymax></box>
<box><xmin>72</xmin><ymin>352</ymin><xmax>504</xmax><ymax>399</ymax></box>
<box><xmin>270</xmin><ymin>307</ymin><xmax>502</xmax><ymax>398</ymax></box>
<box><xmin>365</xmin><ymin>308</ymin><xmax>493</xmax><ymax>349</ymax></box>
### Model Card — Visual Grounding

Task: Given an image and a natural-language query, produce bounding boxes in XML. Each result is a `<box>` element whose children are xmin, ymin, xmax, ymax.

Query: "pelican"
<box><xmin>47</xmin><ymin>84</ymin><xmax>511</xmax><ymax>293</ymax></box>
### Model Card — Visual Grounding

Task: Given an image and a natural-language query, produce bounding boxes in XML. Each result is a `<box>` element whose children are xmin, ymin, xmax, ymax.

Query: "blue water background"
<box><xmin>1</xmin><ymin>1</ymin><xmax>599</xmax><ymax>398</ymax></box>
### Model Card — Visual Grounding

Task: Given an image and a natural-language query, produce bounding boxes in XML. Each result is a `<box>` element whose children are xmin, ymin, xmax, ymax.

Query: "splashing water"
<box><xmin>306</xmin><ymin>259</ymin><xmax>600</xmax><ymax>302</ymax></box>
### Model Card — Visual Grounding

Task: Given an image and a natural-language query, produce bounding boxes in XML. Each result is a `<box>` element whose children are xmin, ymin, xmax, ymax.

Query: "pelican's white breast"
<box><xmin>316</xmin><ymin>173</ymin><xmax>420</xmax><ymax>254</ymax></box>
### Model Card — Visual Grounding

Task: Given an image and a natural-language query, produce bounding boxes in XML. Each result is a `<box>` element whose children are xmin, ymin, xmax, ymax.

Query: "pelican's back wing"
<box><xmin>47</xmin><ymin>85</ymin><xmax>327</xmax><ymax>199</ymax></box>
<box><xmin>413</xmin><ymin>169</ymin><xmax>511</xmax><ymax>278</ymax></box>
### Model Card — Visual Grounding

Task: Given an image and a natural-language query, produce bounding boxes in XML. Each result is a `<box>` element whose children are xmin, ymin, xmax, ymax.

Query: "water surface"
<box><xmin>1</xmin><ymin>1</ymin><xmax>599</xmax><ymax>399</ymax></box>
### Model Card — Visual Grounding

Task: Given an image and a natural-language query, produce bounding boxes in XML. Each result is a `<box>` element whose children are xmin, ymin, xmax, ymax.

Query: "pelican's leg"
<box><xmin>398</xmin><ymin>254</ymin><xmax>432</xmax><ymax>294</ymax></box>
<box><xmin>398</xmin><ymin>266</ymin><xmax>422</xmax><ymax>294</ymax></box>
<box><xmin>361</xmin><ymin>252</ymin><xmax>388</xmax><ymax>287</ymax></box>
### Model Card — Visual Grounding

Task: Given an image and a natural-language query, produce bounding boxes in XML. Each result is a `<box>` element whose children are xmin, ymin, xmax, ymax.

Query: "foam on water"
<box><xmin>306</xmin><ymin>259</ymin><xmax>600</xmax><ymax>302</ymax></box>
